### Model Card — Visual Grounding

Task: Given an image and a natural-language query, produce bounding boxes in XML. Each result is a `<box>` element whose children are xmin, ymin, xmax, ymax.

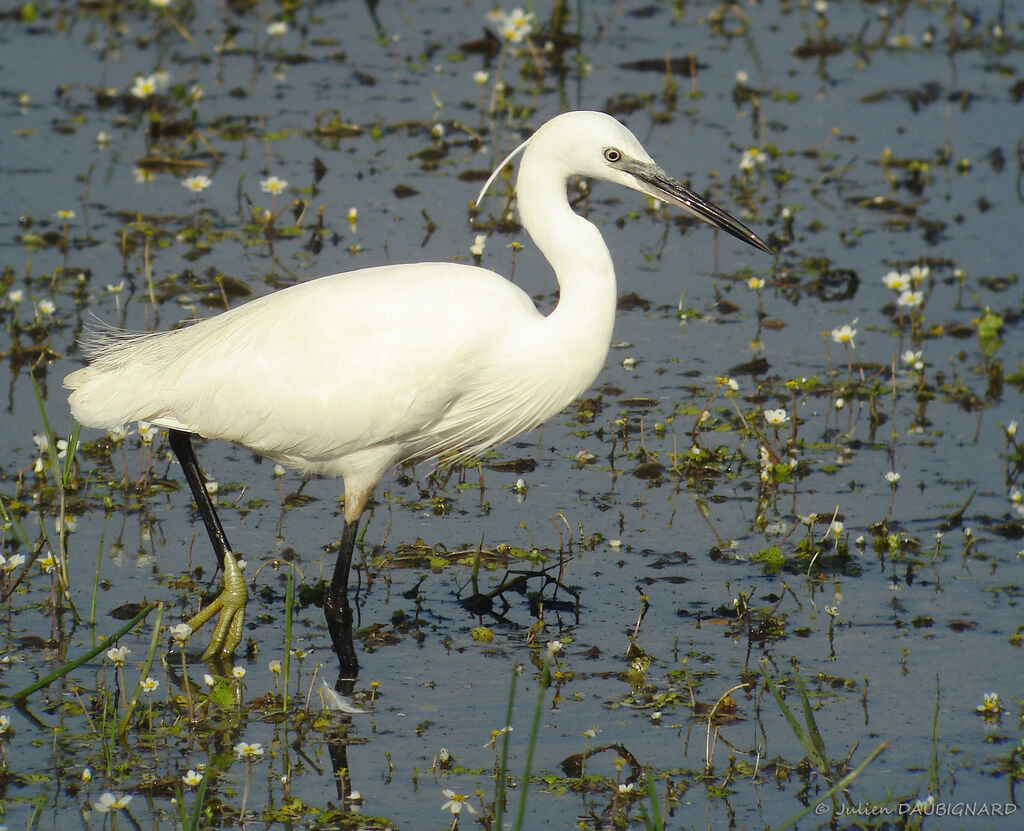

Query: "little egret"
<box><xmin>64</xmin><ymin>110</ymin><xmax>771</xmax><ymax>674</ymax></box>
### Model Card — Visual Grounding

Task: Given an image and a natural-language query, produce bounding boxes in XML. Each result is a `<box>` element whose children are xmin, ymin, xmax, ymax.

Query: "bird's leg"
<box><xmin>324</xmin><ymin>518</ymin><xmax>360</xmax><ymax>675</ymax></box>
<box><xmin>168</xmin><ymin>429</ymin><xmax>247</xmax><ymax>658</ymax></box>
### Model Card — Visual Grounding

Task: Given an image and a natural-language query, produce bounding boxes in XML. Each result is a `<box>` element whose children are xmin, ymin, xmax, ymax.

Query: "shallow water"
<box><xmin>1</xmin><ymin>2</ymin><xmax>1023</xmax><ymax>829</ymax></box>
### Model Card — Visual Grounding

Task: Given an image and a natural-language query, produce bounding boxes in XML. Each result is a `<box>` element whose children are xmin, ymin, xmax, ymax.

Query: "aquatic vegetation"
<box><xmin>0</xmin><ymin>0</ymin><xmax>1022</xmax><ymax>829</ymax></box>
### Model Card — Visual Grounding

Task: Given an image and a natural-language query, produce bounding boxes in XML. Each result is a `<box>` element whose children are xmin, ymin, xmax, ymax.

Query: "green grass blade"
<box><xmin>117</xmin><ymin>602</ymin><xmax>165</xmax><ymax>735</ymax></box>
<box><xmin>775</xmin><ymin>741</ymin><xmax>888</xmax><ymax>831</ymax></box>
<box><xmin>512</xmin><ymin>660</ymin><xmax>550</xmax><ymax>831</ymax></box>
<box><xmin>6</xmin><ymin>602</ymin><xmax>156</xmax><ymax>701</ymax></box>
<box><xmin>793</xmin><ymin>669</ymin><xmax>828</xmax><ymax>772</ymax></box>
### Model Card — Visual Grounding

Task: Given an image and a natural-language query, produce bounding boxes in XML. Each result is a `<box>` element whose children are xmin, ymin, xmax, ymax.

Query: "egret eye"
<box><xmin>603</xmin><ymin>147</ymin><xmax>622</xmax><ymax>163</ymax></box>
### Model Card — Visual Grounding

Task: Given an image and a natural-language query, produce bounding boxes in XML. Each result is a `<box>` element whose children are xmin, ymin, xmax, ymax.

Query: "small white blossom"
<box><xmin>266</xmin><ymin>21</ymin><xmax>289</xmax><ymax>36</ymax></box>
<box><xmin>884</xmin><ymin>471</ymin><xmax>901</xmax><ymax>485</ymax></box>
<box><xmin>764</xmin><ymin>408</ymin><xmax>789</xmax><ymax>426</ymax></box>
<box><xmin>897</xmin><ymin>289</ymin><xmax>924</xmax><ymax>309</ymax></box>
<box><xmin>739</xmin><ymin>148</ymin><xmax>767</xmax><ymax>172</ymax></box>
<box><xmin>182</xmin><ymin>174</ymin><xmax>212</xmax><ymax>193</ymax></box>
<box><xmin>441</xmin><ymin>788</ymin><xmax>477</xmax><ymax>815</ymax></box>
<box><xmin>130</xmin><ymin>74</ymin><xmax>158</xmax><ymax>99</ymax></box>
<box><xmin>260</xmin><ymin>175</ymin><xmax>288</xmax><ymax>195</ymax></box>
<box><xmin>94</xmin><ymin>793</ymin><xmax>132</xmax><ymax>813</ymax></box>
<box><xmin>882</xmin><ymin>270</ymin><xmax>910</xmax><ymax>292</ymax></box>
<box><xmin>169</xmin><ymin>622</ymin><xmax>192</xmax><ymax>645</ymax></box>
<box><xmin>106</xmin><ymin>646</ymin><xmax>131</xmax><ymax>667</ymax></box>
<box><xmin>830</xmin><ymin>323</ymin><xmax>856</xmax><ymax>347</ymax></box>
<box><xmin>908</xmin><ymin>264</ymin><xmax>929</xmax><ymax>284</ymax></box>
<box><xmin>234</xmin><ymin>741</ymin><xmax>265</xmax><ymax>760</ymax></box>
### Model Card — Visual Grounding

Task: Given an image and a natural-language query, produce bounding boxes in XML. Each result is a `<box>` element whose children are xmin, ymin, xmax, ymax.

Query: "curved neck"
<box><xmin>515</xmin><ymin>156</ymin><xmax>618</xmax><ymax>363</ymax></box>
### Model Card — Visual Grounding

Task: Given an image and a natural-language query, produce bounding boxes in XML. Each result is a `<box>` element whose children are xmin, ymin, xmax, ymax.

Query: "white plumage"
<box><xmin>64</xmin><ymin>111</ymin><xmax>771</xmax><ymax>672</ymax></box>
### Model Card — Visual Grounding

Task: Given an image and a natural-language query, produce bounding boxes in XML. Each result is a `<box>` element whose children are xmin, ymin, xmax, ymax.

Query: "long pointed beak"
<box><xmin>625</xmin><ymin>160</ymin><xmax>773</xmax><ymax>255</ymax></box>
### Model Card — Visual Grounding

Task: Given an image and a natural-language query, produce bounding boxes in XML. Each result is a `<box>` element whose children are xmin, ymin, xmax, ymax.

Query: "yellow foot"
<box><xmin>185</xmin><ymin>549</ymin><xmax>248</xmax><ymax>659</ymax></box>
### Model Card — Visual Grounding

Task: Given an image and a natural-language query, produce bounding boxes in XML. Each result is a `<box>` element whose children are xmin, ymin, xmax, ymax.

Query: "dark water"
<box><xmin>1</xmin><ymin>2</ymin><xmax>1022</xmax><ymax>829</ymax></box>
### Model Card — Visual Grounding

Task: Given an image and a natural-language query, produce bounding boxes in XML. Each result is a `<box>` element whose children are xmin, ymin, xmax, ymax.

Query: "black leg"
<box><xmin>325</xmin><ymin>519</ymin><xmax>359</xmax><ymax>675</ymax></box>
<box><xmin>168</xmin><ymin>429</ymin><xmax>231</xmax><ymax>570</ymax></box>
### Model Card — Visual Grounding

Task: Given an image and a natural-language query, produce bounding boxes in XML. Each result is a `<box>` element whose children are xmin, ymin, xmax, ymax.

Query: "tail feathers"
<box><xmin>64</xmin><ymin>322</ymin><xmax>194</xmax><ymax>430</ymax></box>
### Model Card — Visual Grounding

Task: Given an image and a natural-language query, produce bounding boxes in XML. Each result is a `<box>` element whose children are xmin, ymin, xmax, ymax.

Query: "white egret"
<box><xmin>64</xmin><ymin>110</ymin><xmax>771</xmax><ymax>674</ymax></box>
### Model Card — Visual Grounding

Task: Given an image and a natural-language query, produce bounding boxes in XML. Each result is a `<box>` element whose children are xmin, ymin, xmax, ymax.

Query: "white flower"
<box><xmin>232</xmin><ymin>666</ymin><xmax>246</xmax><ymax>679</ymax></box>
<box><xmin>266</xmin><ymin>21</ymin><xmax>289</xmax><ymax>36</ymax></box>
<box><xmin>885</xmin><ymin>471</ymin><xmax>901</xmax><ymax>485</ymax></box>
<box><xmin>739</xmin><ymin>148</ymin><xmax>767</xmax><ymax>172</ymax></box>
<box><xmin>94</xmin><ymin>793</ymin><xmax>132</xmax><ymax>813</ymax></box>
<box><xmin>38</xmin><ymin>299</ymin><xmax>56</xmax><ymax>316</ymax></box>
<box><xmin>37</xmin><ymin>551</ymin><xmax>57</xmax><ymax>574</ymax></box>
<box><xmin>151</xmin><ymin>0</ymin><xmax>172</xmax><ymax>8</ymax></box>
<box><xmin>7</xmin><ymin>289</ymin><xmax>23</xmax><ymax>303</ymax></box>
<box><xmin>897</xmin><ymin>289</ymin><xmax>924</xmax><ymax>308</ymax></box>
<box><xmin>260</xmin><ymin>175</ymin><xmax>288</xmax><ymax>195</ymax></box>
<box><xmin>473</xmin><ymin>70</ymin><xmax>489</xmax><ymax>85</ymax></box>
<box><xmin>747</xmin><ymin>277</ymin><xmax>765</xmax><ymax>290</ymax></box>
<box><xmin>138</xmin><ymin>421</ymin><xmax>157</xmax><ymax>445</ymax></box>
<box><xmin>204</xmin><ymin>673</ymin><xmax>216</xmax><ymax>687</ymax></box>
<box><xmin>0</xmin><ymin>714</ymin><xmax>11</xmax><ymax>735</ymax></box>
<box><xmin>908</xmin><ymin>264</ymin><xmax>929</xmax><ymax>284</ymax></box>
<box><xmin>234</xmin><ymin>741</ymin><xmax>265</xmax><ymax>760</ymax></box>
<box><xmin>495</xmin><ymin>8</ymin><xmax>535</xmax><ymax>42</ymax></box>
<box><xmin>764</xmin><ymin>408</ymin><xmax>789</xmax><ymax>426</ymax></box>
<box><xmin>55</xmin><ymin>208</ymin><xmax>75</xmax><ymax>220</ymax></box>
<box><xmin>813</xmin><ymin>0</ymin><xmax>828</xmax><ymax>13</ymax></box>
<box><xmin>168</xmin><ymin>622</ymin><xmax>192</xmax><ymax>647</ymax></box>
<box><xmin>882</xmin><ymin>270</ymin><xmax>910</xmax><ymax>292</ymax></box>
<box><xmin>901</xmin><ymin>350</ymin><xmax>924</xmax><ymax>370</ymax></box>
<box><xmin>830</xmin><ymin>322</ymin><xmax>857</xmax><ymax>347</ymax></box>
<box><xmin>735</xmin><ymin>70</ymin><xmax>749</xmax><ymax>84</ymax></box>
<box><xmin>182</xmin><ymin>769</ymin><xmax>203</xmax><ymax>787</ymax></box>
<box><xmin>130</xmin><ymin>74</ymin><xmax>161</xmax><ymax>99</ymax></box>
<box><xmin>1007</xmin><ymin>420</ymin><xmax>1018</xmax><ymax>437</ymax></box>
<box><xmin>182</xmin><ymin>174</ymin><xmax>212</xmax><ymax>193</ymax></box>
<box><xmin>133</xmin><ymin>166</ymin><xmax>154</xmax><ymax>184</ymax></box>
<box><xmin>441</xmin><ymin>788</ymin><xmax>477</xmax><ymax>815</ymax></box>
<box><xmin>470</xmin><ymin>234</ymin><xmax>487</xmax><ymax>257</ymax></box>
<box><xmin>1</xmin><ymin>553</ymin><xmax>26</xmax><ymax>573</ymax></box>
<box><xmin>106</xmin><ymin>646</ymin><xmax>131</xmax><ymax>667</ymax></box>
<box><xmin>268</xmin><ymin>659</ymin><xmax>282</xmax><ymax>674</ymax></box>
<box><xmin>828</xmin><ymin>520</ymin><xmax>844</xmax><ymax>538</ymax></box>
<box><xmin>347</xmin><ymin>207</ymin><xmax>358</xmax><ymax>223</ymax></box>
<box><xmin>141</xmin><ymin>677</ymin><xmax>159</xmax><ymax>692</ymax></box>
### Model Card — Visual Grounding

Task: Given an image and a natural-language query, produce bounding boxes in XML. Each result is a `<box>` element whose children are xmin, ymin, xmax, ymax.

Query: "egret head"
<box><xmin>477</xmin><ymin>111</ymin><xmax>772</xmax><ymax>255</ymax></box>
